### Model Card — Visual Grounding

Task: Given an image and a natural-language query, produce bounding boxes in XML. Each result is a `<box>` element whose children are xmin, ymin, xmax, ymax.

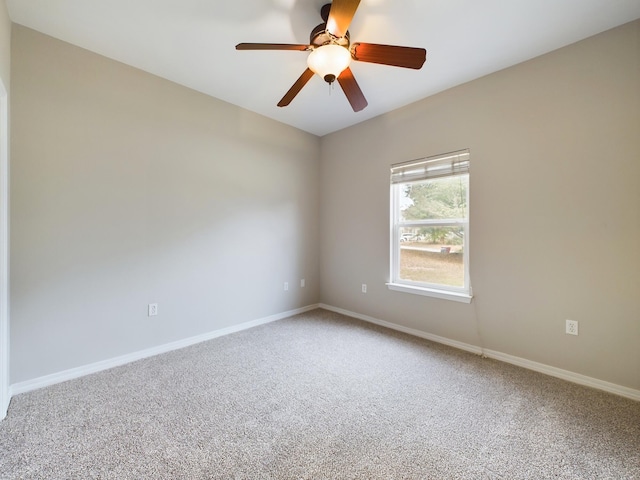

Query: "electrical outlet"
<box><xmin>362</xmin><ymin>284</ymin><xmax>367</xmax><ymax>293</ymax></box>
<box><xmin>566</xmin><ymin>319</ymin><xmax>578</xmax><ymax>336</ymax></box>
<box><xmin>284</xmin><ymin>282</ymin><xmax>289</xmax><ymax>291</ymax></box>
<box><xmin>300</xmin><ymin>279</ymin><xmax>305</xmax><ymax>288</ymax></box>
<box><xmin>148</xmin><ymin>303</ymin><xmax>158</xmax><ymax>317</ymax></box>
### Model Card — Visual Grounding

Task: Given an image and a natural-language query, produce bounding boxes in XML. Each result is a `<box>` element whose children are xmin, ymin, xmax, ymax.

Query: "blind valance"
<box><xmin>391</xmin><ymin>149</ymin><xmax>470</xmax><ymax>184</ymax></box>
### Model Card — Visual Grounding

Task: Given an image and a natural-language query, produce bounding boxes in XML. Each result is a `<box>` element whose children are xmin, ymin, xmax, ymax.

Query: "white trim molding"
<box><xmin>319</xmin><ymin>304</ymin><xmax>640</xmax><ymax>402</ymax></box>
<box><xmin>0</xmin><ymin>80</ymin><xmax>9</xmax><ymax>420</ymax></box>
<box><xmin>482</xmin><ymin>349</ymin><xmax>640</xmax><ymax>402</ymax></box>
<box><xmin>386</xmin><ymin>282</ymin><xmax>473</xmax><ymax>303</ymax></box>
<box><xmin>8</xmin><ymin>302</ymin><xmax>639</xmax><ymax>407</ymax></box>
<box><xmin>319</xmin><ymin>303</ymin><xmax>482</xmax><ymax>356</ymax></box>
<box><xmin>10</xmin><ymin>304</ymin><xmax>320</xmax><ymax>397</ymax></box>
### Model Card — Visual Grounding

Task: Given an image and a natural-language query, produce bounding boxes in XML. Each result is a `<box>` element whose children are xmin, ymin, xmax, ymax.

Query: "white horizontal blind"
<box><xmin>391</xmin><ymin>149</ymin><xmax>470</xmax><ymax>184</ymax></box>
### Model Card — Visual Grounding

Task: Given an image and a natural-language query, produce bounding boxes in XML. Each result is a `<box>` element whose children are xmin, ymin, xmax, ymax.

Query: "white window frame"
<box><xmin>387</xmin><ymin>150</ymin><xmax>472</xmax><ymax>303</ymax></box>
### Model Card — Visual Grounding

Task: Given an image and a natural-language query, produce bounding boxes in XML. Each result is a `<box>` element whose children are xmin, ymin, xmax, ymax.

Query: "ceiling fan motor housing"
<box><xmin>310</xmin><ymin>23</ymin><xmax>350</xmax><ymax>48</ymax></box>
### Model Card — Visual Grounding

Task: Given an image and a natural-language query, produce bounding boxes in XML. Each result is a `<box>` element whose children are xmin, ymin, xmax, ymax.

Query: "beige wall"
<box><xmin>320</xmin><ymin>20</ymin><xmax>640</xmax><ymax>390</ymax></box>
<box><xmin>10</xmin><ymin>26</ymin><xmax>321</xmax><ymax>383</ymax></box>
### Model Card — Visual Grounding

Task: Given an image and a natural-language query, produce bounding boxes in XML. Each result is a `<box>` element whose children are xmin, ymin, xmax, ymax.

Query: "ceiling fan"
<box><xmin>236</xmin><ymin>0</ymin><xmax>426</xmax><ymax>112</ymax></box>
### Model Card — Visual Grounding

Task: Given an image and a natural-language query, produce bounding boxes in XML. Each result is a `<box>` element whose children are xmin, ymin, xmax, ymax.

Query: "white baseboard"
<box><xmin>0</xmin><ymin>390</ymin><xmax>8</xmax><ymax>421</ymax></box>
<box><xmin>10</xmin><ymin>304</ymin><xmax>320</xmax><ymax>397</ymax></box>
<box><xmin>9</xmin><ymin>303</ymin><xmax>639</xmax><ymax>403</ymax></box>
<box><xmin>319</xmin><ymin>303</ymin><xmax>483</xmax><ymax>356</ymax></box>
<box><xmin>319</xmin><ymin>304</ymin><xmax>640</xmax><ymax>402</ymax></box>
<box><xmin>482</xmin><ymin>349</ymin><xmax>640</xmax><ymax>402</ymax></box>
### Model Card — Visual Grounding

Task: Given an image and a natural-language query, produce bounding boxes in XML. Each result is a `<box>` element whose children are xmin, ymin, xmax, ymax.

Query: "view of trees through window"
<box><xmin>398</xmin><ymin>175</ymin><xmax>468</xmax><ymax>287</ymax></box>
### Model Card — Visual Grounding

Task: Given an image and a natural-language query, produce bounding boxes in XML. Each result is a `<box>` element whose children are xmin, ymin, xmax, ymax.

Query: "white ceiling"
<box><xmin>6</xmin><ymin>0</ymin><xmax>640</xmax><ymax>136</ymax></box>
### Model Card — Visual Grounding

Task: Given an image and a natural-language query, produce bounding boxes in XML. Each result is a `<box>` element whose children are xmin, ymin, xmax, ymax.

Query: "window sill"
<box><xmin>386</xmin><ymin>283</ymin><xmax>473</xmax><ymax>304</ymax></box>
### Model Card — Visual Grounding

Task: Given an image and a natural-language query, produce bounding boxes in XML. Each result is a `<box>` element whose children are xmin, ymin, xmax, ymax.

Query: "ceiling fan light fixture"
<box><xmin>307</xmin><ymin>44</ymin><xmax>351</xmax><ymax>84</ymax></box>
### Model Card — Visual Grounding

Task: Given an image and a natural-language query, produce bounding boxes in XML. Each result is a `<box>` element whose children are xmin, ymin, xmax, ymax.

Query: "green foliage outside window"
<box><xmin>401</xmin><ymin>175</ymin><xmax>467</xmax><ymax>245</ymax></box>
<box><xmin>402</xmin><ymin>176</ymin><xmax>467</xmax><ymax>221</ymax></box>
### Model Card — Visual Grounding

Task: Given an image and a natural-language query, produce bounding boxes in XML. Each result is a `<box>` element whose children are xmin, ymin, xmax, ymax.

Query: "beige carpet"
<box><xmin>1</xmin><ymin>308</ymin><xmax>639</xmax><ymax>479</ymax></box>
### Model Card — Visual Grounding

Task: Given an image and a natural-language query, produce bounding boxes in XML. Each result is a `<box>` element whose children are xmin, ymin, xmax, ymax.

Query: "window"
<box><xmin>388</xmin><ymin>150</ymin><xmax>471</xmax><ymax>303</ymax></box>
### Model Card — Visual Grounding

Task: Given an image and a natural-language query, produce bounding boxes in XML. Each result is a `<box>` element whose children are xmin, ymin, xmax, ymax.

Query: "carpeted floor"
<box><xmin>1</xmin><ymin>308</ymin><xmax>639</xmax><ymax>479</ymax></box>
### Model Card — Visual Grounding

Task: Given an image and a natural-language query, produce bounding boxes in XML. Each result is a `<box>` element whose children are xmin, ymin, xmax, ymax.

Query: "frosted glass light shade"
<box><xmin>307</xmin><ymin>44</ymin><xmax>351</xmax><ymax>84</ymax></box>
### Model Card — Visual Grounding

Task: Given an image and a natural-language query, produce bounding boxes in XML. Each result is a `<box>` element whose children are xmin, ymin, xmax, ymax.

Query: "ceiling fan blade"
<box><xmin>337</xmin><ymin>67</ymin><xmax>368</xmax><ymax>112</ymax></box>
<box><xmin>351</xmin><ymin>43</ymin><xmax>427</xmax><ymax>69</ymax></box>
<box><xmin>278</xmin><ymin>68</ymin><xmax>315</xmax><ymax>107</ymax></box>
<box><xmin>236</xmin><ymin>43</ymin><xmax>310</xmax><ymax>51</ymax></box>
<box><xmin>326</xmin><ymin>0</ymin><xmax>361</xmax><ymax>38</ymax></box>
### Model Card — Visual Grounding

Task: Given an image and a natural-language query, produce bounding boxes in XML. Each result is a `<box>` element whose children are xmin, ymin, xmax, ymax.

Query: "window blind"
<box><xmin>391</xmin><ymin>149</ymin><xmax>470</xmax><ymax>184</ymax></box>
